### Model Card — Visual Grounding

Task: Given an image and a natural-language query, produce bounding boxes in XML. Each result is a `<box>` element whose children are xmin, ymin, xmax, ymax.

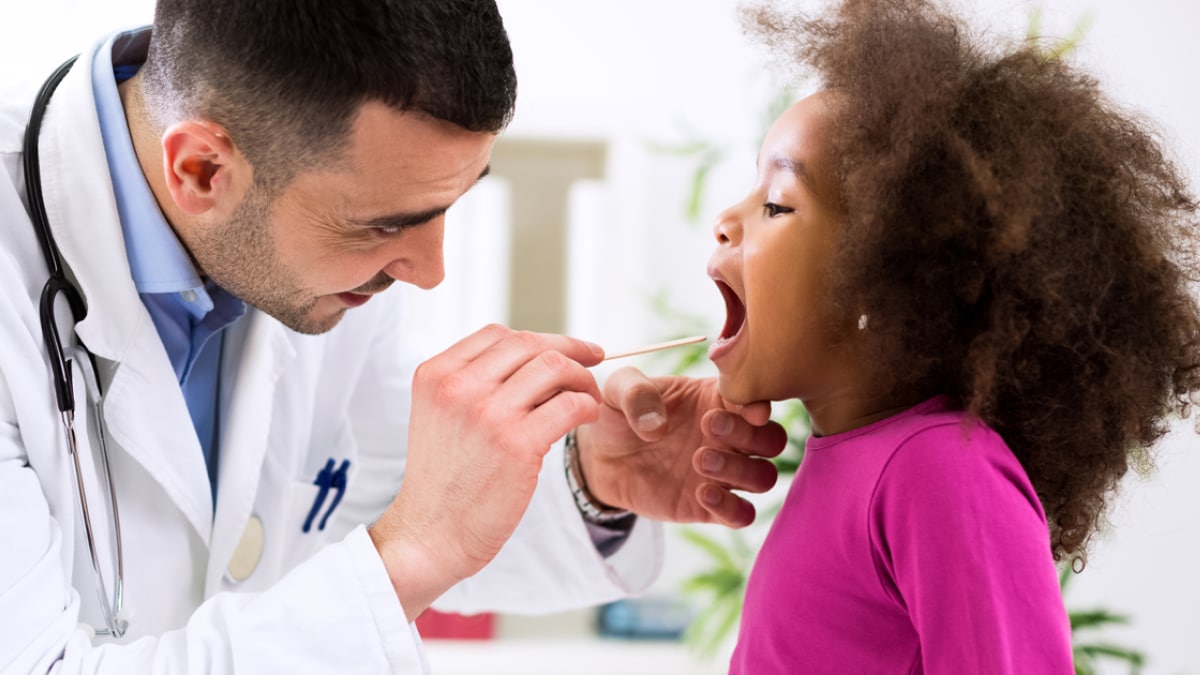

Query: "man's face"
<box><xmin>190</xmin><ymin>102</ymin><xmax>496</xmax><ymax>335</ymax></box>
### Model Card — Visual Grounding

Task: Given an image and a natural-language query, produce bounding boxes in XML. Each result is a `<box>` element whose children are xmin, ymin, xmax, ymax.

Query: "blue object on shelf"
<box><xmin>596</xmin><ymin>596</ymin><xmax>694</xmax><ymax>640</ymax></box>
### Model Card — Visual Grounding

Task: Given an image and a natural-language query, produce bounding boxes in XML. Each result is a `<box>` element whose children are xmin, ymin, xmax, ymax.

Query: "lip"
<box><xmin>707</xmin><ymin>269</ymin><xmax>746</xmax><ymax>362</ymax></box>
<box><xmin>337</xmin><ymin>292</ymin><xmax>373</xmax><ymax>308</ymax></box>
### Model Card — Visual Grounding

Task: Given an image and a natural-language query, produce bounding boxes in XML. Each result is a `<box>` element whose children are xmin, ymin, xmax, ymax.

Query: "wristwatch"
<box><xmin>563</xmin><ymin>429</ymin><xmax>635</xmax><ymax>524</ymax></box>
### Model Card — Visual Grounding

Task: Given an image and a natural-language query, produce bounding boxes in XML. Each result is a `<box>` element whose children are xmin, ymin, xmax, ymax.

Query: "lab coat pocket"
<box><xmin>277</xmin><ymin>469</ymin><xmax>345</xmax><ymax>573</ymax></box>
<box><xmin>298</xmin><ymin>456</ymin><xmax>352</xmax><ymax>536</ymax></box>
<box><xmin>277</xmin><ymin>425</ymin><xmax>360</xmax><ymax>568</ymax></box>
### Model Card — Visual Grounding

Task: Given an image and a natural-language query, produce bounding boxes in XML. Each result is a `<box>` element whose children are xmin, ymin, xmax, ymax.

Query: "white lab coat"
<box><xmin>0</xmin><ymin>40</ymin><xmax>662</xmax><ymax>674</ymax></box>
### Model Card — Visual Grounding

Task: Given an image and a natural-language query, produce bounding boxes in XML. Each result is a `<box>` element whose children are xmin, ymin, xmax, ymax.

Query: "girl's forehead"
<box><xmin>758</xmin><ymin>95</ymin><xmax>840</xmax><ymax>202</ymax></box>
<box><xmin>762</xmin><ymin>95</ymin><xmax>835</xmax><ymax>162</ymax></box>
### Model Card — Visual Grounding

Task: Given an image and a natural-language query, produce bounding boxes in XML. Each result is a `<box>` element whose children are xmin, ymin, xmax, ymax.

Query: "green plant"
<box><xmin>1025</xmin><ymin>5</ymin><xmax>1095</xmax><ymax>59</ymax></box>
<box><xmin>1061</xmin><ymin>566</ymin><xmax>1146</xmax><ymax>675</ymax></box>
<box><xmin>644</xmin><ymin>87</ymin><xmax>798</xmax><ymax>226</ymax></box>
<box><xmin>677</xmin><ymin>527</ymin><xmax>755</xmax><ymax>659</ymax></box>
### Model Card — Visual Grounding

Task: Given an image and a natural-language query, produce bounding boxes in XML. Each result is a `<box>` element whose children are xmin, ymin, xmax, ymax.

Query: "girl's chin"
<box><xmin>716</xmin><ymin>372</ymin><xmax>759</xmax><ymax>407</ymax></box>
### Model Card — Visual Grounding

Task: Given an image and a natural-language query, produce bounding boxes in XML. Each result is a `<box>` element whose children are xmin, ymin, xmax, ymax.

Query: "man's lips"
<box><xmin>337</xmin><ymin>279</ymin><xmax>393</xmax><ymax>308</ymax></box>
<box><xmin>337</xmin><ymin>292</ymin><xmax>373</xmax><ymax>308</ymax></box>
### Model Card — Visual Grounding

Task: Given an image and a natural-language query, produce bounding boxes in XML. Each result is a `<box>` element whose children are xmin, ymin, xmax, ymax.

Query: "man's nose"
<box><xmin>382</xmin><ymin>220</ymin><xmax>446</xmax><ymax>290</ymax></box>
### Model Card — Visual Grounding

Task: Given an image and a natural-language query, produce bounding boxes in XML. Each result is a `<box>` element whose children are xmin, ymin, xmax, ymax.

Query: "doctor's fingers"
<box><xmin>497</xmin><ymin>350</ymin><xmax>602</xmax><ymax>412</ymax></box>
<box><xmin>725</xmin><ymin>399</ymin><xmax>773</xmax><ymax>427</ymax></box>
<box><xmin>701</xmin><ymin>409</ymin><xmax>788</xmax><ymax>459</ymax></box>
<box><xmin>600</xmin><ymin>367</ymin><xmax>668</xmax><ymax>441</ymax></box>
<box><xmin>695</xmin><ymin>482</ymin><xmax>757</xmax><ymax>529</ymax></box>
<box><xmin>415</xmin><ymin>343</ymin><xmax>600</xmax><ymax>432</ymax></box>
<box><xmin>424</xmin><ymin>324</ymin><xmax>604</xmax><ymax>382</ymax></box>
<box><xmin>483</xmin><ymin>357</ymin><xmax>602</xmax><ymax>451</ymax></box>
<box><xmin>692</xmin><ymin>447</ymin><xmax>779</xmax><ymax>494</ymax></box>
<box><xmin>428</xmin><ymin>323</ymin><xmax>516</xmax><ymax>365</ymax></box>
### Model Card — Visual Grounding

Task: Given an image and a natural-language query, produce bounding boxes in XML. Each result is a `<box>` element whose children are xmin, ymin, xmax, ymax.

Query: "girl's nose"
<box><xmin>712</xmin><ymin>203</ymin><xmax>744</xmax><ymax>246</ymax></box>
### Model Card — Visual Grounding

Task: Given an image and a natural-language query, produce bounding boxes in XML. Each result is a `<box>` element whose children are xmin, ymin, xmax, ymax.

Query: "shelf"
<box><xmin>423</xmin><ymin>638</ymin><xmax>730</xmax><ymax>675</ymax></box>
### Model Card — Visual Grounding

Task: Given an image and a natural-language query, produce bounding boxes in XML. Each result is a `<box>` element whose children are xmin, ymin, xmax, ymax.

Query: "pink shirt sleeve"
<box><xmin>869</xmin><ymin>423</ymin><xmax>1074</xmax><ymax>673</ymax></box>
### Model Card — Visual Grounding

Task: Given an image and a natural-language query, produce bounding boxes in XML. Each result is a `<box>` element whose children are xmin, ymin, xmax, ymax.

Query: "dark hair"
<box><xmin>746</xmin><ymin>0</ymin><xmax>1200</xmax><ymax>564</ymax></box>
<box><xmin>141</xmin><ymin>0</ymin><xmax>517</xmax><ymax>188</ymax></box>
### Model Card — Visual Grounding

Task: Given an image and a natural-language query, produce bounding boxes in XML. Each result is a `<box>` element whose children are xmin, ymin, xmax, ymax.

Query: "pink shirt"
<box><xmin>730</xmin><ymin>397</ymin><xmax>1073</xmax><ymax>674</ymax></box>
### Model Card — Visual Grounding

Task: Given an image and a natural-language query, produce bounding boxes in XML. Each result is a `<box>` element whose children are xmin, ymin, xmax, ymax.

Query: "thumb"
<box><xmin>602</xmin><ymin>366</ymin><xmax>668</xmax><ymax>441</ymax></box>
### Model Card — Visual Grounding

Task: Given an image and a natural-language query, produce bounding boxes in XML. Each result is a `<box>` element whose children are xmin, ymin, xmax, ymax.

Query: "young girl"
<box><xmin>703</xmin><ymin>0</ymin><xmax>1200</xmax><ymax>672</ymax></box>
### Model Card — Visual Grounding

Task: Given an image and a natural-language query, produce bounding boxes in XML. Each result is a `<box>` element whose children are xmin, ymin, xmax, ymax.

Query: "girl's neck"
<box><xmin>803</xmin><ymin>391</ymin><xmax>924</xmax><ymax>437</ymax></box>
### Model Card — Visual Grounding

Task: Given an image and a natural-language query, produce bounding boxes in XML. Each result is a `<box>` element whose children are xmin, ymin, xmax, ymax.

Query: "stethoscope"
<box><xmin>24</xmin><ymin>55</ymin><xmax>128</xmax><ymax>639</ymax></box>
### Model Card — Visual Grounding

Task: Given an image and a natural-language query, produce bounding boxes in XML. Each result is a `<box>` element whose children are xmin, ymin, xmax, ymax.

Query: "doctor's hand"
<box><xmin>574</xmin><ymin>368</ymin><xmax>788</xmax><ymax>528</ymax></box>
<box><xmin>367</xmin><ymin>324</ymin><xmax>603</xmax><ymax>621</ymax></box>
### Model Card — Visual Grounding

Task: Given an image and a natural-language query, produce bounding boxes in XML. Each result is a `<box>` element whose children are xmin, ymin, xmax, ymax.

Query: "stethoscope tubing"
<box><xmin>24</xmin><ymin>54</ymin><xmax>128</xmax><ymax>638</ymax></box>
<box><xmin>23</xmin><ymin>54</ymin><xmax>83</xmax><ymax>415</ymax></box>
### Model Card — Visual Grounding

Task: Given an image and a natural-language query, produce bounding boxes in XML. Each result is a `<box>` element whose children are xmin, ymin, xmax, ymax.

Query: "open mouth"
<box><xmin>715</xmin><ymin>280</ymin><xmax>746</xmax><ymax>341</ymax></box>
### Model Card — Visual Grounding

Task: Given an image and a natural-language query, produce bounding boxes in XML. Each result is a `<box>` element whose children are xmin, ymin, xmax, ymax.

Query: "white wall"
<box><xmin>4</xmin><ymin>0</ymin><xmax>1198</xmax><ymax>672</ymax></box>
<box><xmin>0</xmin><ymin>0</ymin><xmax>155</xmax><ymax>73</ymax></box>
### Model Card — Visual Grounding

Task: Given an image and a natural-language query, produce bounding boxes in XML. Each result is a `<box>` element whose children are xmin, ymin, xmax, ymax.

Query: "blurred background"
<box><xmin>3</xmin><ymin>0</ymin><xmax>1197</xmax><ymax>672</ymax></box>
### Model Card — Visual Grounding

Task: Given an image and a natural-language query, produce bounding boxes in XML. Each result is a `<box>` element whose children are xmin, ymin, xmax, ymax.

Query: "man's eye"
<box><xmin>375</xmin><ymin>226</ymin><xmax>404</xmax><ymax>237</ymax></box>
<box><xmin>763</xmin><ymin>202</ymin><xmax>794</xmax><ymax>217</ymax></box>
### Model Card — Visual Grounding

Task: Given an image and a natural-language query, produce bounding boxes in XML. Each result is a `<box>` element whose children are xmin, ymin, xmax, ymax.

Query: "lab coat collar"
<box><xmin>32</xmin><ymin>40</ymin><xmax>212</xmax><ymax>544</ymax></box>
<box><xmin>40</xmin><ymin>40</ymin><xmax>145</xmax><ymax>364</ymax></box>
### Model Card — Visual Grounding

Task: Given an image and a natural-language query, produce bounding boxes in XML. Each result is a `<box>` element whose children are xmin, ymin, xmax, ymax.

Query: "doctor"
<box><xmin>0</xmin><ymin>0</ymin><xmax>786</xmax><ymax>672</ymax></box>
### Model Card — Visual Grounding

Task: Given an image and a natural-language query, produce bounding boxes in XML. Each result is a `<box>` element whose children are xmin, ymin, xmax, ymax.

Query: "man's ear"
<box><xmin>160</xmin><ymin>120</ymin><xmax>247</xmax><ymax>216</ymax></box>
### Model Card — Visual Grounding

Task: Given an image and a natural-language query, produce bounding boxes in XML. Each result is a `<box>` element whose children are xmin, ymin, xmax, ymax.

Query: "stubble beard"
<box><xmin>190</xmin><ymin>183</ymin><xmax>335</xmax><ymax>335</ymax></box>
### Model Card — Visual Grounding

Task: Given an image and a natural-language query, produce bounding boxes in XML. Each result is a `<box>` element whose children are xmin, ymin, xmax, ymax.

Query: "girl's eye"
<box><xmin>763</xmin><ymin>202</ymin><xmax>794</xmax><ymax>218</ymax></box>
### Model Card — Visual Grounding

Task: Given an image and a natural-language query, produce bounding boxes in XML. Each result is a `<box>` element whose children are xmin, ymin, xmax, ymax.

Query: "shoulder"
<box><xmin>871</xmin><ymin>409</ymin><xmax>1046</xmax><ymax>525</ymax></box>
<box><xmin>884</xmin><ymin>410</ymin><xmax>1011</xmax><ymax>479</ymax></box>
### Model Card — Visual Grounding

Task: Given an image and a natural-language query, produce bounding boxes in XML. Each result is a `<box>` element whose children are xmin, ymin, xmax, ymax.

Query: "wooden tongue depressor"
<box><xmin>602</xmin><ymin>335</ymin><xmax>708</xmax><ymax>361</ymax></box>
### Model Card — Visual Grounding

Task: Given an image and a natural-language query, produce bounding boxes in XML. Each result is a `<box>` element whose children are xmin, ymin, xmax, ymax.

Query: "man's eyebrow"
<box><xmin>349</xmin><ymin>165</ymin><xmax>492</xmax><ymax>230</ymax></box>
<box><xmin>351</xmin><ymin>206</ymin><xmax>446</xmax><ymax>231</ymax></box>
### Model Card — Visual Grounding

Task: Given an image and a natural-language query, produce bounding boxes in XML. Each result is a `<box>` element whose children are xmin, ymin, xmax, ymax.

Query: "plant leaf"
<box><xmin>678</xmin><ymin>527</ymin><xmax>739</xmax><ymax>569</ymax></box>
<box><xmin>1075</xmin><ymin>643</ymin><xmax>1145</xmax><ymax>666</ymax></box>
<box><xmin>1069</xmin><ymin>610</ymin><xmax>1131</xmax><ymax>631</ymax></box>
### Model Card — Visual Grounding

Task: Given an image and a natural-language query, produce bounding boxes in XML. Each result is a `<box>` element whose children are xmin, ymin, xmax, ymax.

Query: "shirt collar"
<box><xmin>91</xmin><ymin>27</ymin><xmax>215</xmax><ymax>317</ymax></box>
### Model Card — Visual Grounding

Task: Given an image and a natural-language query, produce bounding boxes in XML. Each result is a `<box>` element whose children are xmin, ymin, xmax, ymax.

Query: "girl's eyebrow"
<box><xmin>772</xmin><ymin>157</ymin><xmax>817</xmax><ymax>193</ymax></box>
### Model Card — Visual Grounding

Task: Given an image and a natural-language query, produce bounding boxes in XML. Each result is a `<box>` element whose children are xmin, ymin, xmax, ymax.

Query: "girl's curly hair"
<box><xmin>746</xmin><ymin>0</ymin><xmax>1200</xmax><ymax>563</ymax></box>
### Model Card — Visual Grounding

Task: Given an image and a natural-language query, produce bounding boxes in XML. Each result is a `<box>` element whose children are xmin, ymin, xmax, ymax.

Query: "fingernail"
<box><xmin>701</xmin><ymin>486</ymin><xmax>721</xmax><ymax>507</ymax></box>
<box><xmin>636</xmin><ymin>411</ymin><xmax>666</xmax><ymax>432</ymax></box>
<box><xmin>586</xmin><ymin>341</ymin><xmax>605</xmax><ymax>359</ymax></box>
<box><xmin>701</xmin><ymin>450</ymin><xmax>725</xmax><ymax>473</ymax></box>
<box><xmin>712</xmin><ymin>412</ymin><xmax>733</xmax><ymax>437</ymax></box>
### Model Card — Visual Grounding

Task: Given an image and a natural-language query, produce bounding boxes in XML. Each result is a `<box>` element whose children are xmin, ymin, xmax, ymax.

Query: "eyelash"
<box><xmin>763</xmin><ymin>202</ymin><xmax>794</xmax><ymax>217</ymax></box>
